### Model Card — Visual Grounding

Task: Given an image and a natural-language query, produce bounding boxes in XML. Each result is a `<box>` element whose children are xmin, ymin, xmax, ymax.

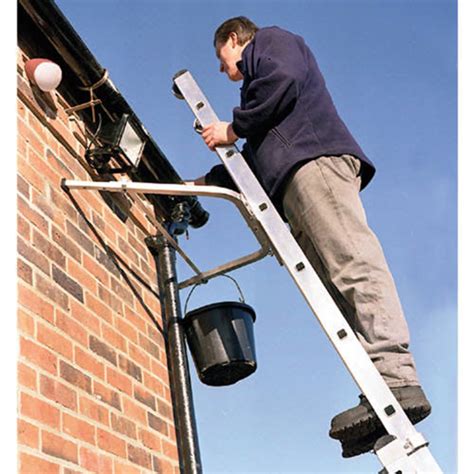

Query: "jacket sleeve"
<box><xmin>232</xmin><ymin>31</ymin><xmax>307</xmax><ymax>138</ymax></box>
<box><xmin>204</xmin><ymin>164</ymin><xmax>238</xmax><ymax>191</ymax></box>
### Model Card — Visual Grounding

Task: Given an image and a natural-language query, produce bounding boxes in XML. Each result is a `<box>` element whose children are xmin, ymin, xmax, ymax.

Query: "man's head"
<box><xmin>214</xmin><ymin>16</ymin><xmax>259</xmax><ymax>81</ymax></box>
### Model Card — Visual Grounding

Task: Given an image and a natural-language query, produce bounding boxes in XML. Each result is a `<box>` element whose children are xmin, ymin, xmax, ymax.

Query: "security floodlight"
<box><xmin>86</xmin><ymin>114</ymin><xmax>147</xmax><ymax>173</ymax></box>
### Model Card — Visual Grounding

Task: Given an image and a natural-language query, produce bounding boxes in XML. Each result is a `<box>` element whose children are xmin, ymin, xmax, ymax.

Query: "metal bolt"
<box><xmin>337</xmin><ymin>329</ymin><xmax>347</xmax><ymax>339</ymax></box>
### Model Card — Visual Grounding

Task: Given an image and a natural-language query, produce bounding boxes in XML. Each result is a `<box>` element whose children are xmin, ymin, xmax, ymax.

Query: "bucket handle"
<box><xmin>184</xmin><ymin>274</ymin><xmax>246</xmax><ymax>315</ymax></box>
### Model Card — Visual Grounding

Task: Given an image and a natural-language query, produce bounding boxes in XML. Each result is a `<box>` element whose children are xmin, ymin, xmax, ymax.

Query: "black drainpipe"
<box><xmin>146</xmin><ymin>232</ymin><xmax>202</xmax><ymax>474</ymax></box>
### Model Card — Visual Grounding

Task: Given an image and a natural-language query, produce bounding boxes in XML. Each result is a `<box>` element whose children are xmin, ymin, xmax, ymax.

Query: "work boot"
<box><xmin>329</xmin><ymin>385</ymin><xmax>431</xmax><ymax>451</ymax></box>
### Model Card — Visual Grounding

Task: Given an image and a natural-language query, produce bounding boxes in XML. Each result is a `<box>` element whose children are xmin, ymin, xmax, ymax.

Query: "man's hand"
<box><xmin>202</xmin><ymin>121</ymin><xmax>238</xmax><ymax>151</ymax></box>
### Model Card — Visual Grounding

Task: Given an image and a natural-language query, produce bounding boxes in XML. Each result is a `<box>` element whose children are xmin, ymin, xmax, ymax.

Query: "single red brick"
<box><xmin>114</xmin><ymin>459</ymin><xmax>142</xmax><ymax>474</ymax></box>
<box><xmin>18</xmin><ymin>418</ymin><xmax>39</xmax><ymax>449</ymax></box>
<box><xmin>97</xmin><ymin>428</ymin><xmax>127</xmax><ymax>457</ymax></box>
<box><xmin>60</xmin><ymin>360</ymin><xmax>92</xmax><ymax>394</ymax></box>
<box><xmin>17</xmin><ymin>258</ymin><xmax>33</xmax><ymax>284</ymax></box>
<box><xmin>147</xmin><ymin>412</ymin><xmax>168</xmax><ymax>436</ymax></box>
<box><xmin>19</xmin><ymin>452</ymin><xmax>60</xmax><ymax>474</ymax></box>
<box><xmin>20</xmin><ymin>392</ymin><xmax>60</xmax><ymax>429</ymax></box>
<box><xmin>139</xmin><ymin>428</ymin><xmax>162</xmax><ymax>452</ymax></box>
<box><xmin>153</xmin><ymin>456</ymin><xmax>174</xmax><ymax>474</ymax></box>
<box><xmin>39</xmin><ymin>374</ymin><xmax>77</xmax><ymax>411</ymax></box>
<box><xmin>37</xmin><ymin>322</ymin><xmax>74</xmax><ymax>360</ymax></box>
<box><xmin>78</xmin><ymin>446</ymin><xmax>98</xmax><ymax>472</ymax></box>
<box><xmin>63</xmin><ymin>469</ymin><xmax>82</xmax><ymax>474</ymax></box>
<box><xmin>20</xmin><ymin>336</ymin><xmax>57</xmax><ymax>375</ymax></box>
<box><xmin>17</xmin><ymin>213</ymin><xmax>31</xmax><ymax>240</ymax></box>
<box><xmin>134</xmin><ymin>385</ymin><xmax>156</xmax><ymax>411</ymax></box>
<box><xmin>111</xmin><ymin>412</ymin><xmax>137</xmax><ymax>440</ymax></box>
<box><xmin>42</xmin><ymin>430</ymin><xmax>78</xmax><ymax>464</ymax></box>
<box><xmin>52</xmin><ymin>264</ymin><xmax>84</xmax><ymax>303</ymax></box>
<box><xmin>89</xmin><ymin>335</ymin><xmax>117</xmax><ymax>366</ymax></box>
<box><xmin>17</xmin><ymin>307</ymin><xmax>35</xmax><ymax>337</ymax></box>
<box><xmin>162</xmin><ymin>438</ymin><xmax>179</xmax><ymax>461</ymax></box>
<box><xmin>63</xmin><ymin>413</ymin><xmax>96</xmax><ymax>445</ymax></box>
<box><xmin>127</xmin><ymin>443</ymin><xmax>152</xmax><ymax>469</ymax></box>
<box><xmin>17</xmin><ymin>361</ymin><xmax>37</xmax><ymax>391</ymax></box>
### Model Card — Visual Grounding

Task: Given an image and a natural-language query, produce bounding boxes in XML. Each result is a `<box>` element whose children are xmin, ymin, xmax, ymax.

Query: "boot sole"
<box><xmin>331</xmin><ymin>403</ymin><xmax>431</xmax><ymax>442</ymax></box>
<box><xmin>339</xmin><ymin>408</ymin><xmax>430</xmax><ymax>458</ymax></box>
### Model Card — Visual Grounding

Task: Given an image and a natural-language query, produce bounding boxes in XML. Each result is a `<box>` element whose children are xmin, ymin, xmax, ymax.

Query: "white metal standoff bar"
<box><xmin>62</xmin><ymin>69</ymin><xmax>443</xmax><ymax>473</ymax></box>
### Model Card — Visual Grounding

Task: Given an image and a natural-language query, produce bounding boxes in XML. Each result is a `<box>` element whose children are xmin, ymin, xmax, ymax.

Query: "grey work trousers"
<box><xmin>282</xmin><ymin>155</ymin><xmax>420</xmax><ymax>388</ymax></box>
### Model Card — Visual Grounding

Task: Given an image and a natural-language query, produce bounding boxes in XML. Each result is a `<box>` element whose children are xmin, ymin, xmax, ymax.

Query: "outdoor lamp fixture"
<box><xmin>25</xmin><ymin>58</ymin><xmax>62</xmax><ymax>92</ymax></box>
<box><xmin>86</xmin><ymin>113</ymin><xmax>147</xmax><ymax>174</ymax></box>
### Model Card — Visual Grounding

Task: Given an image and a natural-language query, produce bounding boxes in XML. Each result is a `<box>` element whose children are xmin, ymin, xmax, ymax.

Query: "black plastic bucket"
<box><xmin>183</xmin><ymin>300</ymin><xmax>257</xmax><ymax>386</ymax></box>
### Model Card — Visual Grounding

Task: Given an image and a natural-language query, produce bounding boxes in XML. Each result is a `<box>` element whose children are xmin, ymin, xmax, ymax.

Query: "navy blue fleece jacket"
<box><xmin>205</xmin><ymin>26</ymin><xmax>375</xmax><ymax>214</ymax></box>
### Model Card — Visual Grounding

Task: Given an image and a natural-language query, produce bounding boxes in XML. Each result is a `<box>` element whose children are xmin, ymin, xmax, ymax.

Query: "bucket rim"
<box><xmin>184</xmin><ymin>301</ymin><xmax>256</xmax><ymax>322</ymax></box>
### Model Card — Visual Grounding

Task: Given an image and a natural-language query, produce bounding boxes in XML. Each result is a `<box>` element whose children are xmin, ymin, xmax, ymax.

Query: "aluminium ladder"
<box><xmin>172</xmin><ymin>70</ymin><xmax>442</xmax><ymax>473</ymax></box>
<box><xmin>64</xmin><ymin>70</ymin><xmax>442</xmax><ymax>473</ymax></box>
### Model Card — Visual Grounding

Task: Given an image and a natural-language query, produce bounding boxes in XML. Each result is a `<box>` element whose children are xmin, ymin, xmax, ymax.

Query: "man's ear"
<box><xmin>229</xmin><ymin>31</ymin><xmax>239</xmax><ymax>47</ymax></box>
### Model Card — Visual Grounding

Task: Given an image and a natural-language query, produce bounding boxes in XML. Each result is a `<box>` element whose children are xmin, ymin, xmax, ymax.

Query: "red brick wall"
<box><xmin>17</xmin><ymin>48</ymin><xmax>179</xmax><ymax>473</ymax></box>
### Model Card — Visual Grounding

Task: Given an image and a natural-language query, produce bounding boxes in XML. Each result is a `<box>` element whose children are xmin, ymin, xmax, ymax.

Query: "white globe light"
<box><xmin>25</xmin><ymin>58</ymin><xmax>62</xmax><ymax>92</ymax></box>
<box><xmin>34</xmin><ymin>62</ymin><xmax>62</xmax><ymax>92</ymax></box>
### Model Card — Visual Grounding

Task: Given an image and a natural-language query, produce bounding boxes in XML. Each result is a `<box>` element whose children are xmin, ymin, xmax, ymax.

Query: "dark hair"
<box><xmin>213</xmin><ymin>16</ymin><xmax>259</xmax><ymax>47</ymax></box>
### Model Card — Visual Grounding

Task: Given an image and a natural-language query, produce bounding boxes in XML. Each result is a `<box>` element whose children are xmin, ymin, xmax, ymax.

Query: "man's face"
<box><xmin>216</xmin><ymin>33</ymin><xmax>245</xmax><ymax>82</ymax></box>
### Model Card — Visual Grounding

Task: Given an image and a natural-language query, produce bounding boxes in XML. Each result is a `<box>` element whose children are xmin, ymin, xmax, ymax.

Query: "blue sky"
<box><xmin>40</xmin><ymin>1</ymin><xmax>458</xmax><ymax>472</ymax></box>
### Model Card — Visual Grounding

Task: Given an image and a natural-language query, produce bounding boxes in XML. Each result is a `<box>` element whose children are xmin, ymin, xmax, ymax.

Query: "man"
<box><xmin>191</xmin><ymin>16</ymin><xmax>431</xmax><ymax>457</ymax></box>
